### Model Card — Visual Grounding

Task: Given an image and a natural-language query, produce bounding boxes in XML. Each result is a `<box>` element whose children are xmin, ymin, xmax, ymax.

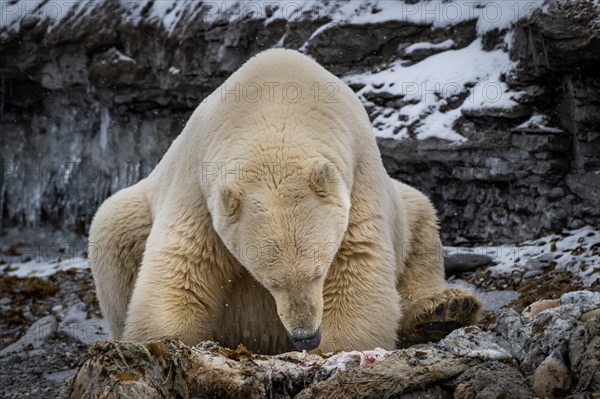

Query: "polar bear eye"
<box><xmin>308</xmin><ymin>168</ymin><xmax>329</xmax><ymax>198</ymax></box>
<box><xmin>309</xmin><ymin>162</ymin><xmax>340</xmax><ymax>199</ymax></box>
<box><xmin>220</xmin><ymin>184</ymin><xmax>243</xmax><ymax>216</ymax></box>
<box><xmin>310</xmin><ymin>269</ymin><xmax>325</xmax><ymax>282</ymax></box>
<box><xmin>265</xmin><ymin>280</ymin><xmax>282</xmax><ymax>290</ymax></box>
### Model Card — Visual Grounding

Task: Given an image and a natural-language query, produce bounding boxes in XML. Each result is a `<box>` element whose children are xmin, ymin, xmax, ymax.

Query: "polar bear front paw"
<box><xmin>419</xmin><ymin>288</ymin><xmax>481</xmax><ymax>326</ymax></box>
<box><xmin>399</xmin><ymin>288</ymin><xmax>481</xmax><ymax>346</ymax></box>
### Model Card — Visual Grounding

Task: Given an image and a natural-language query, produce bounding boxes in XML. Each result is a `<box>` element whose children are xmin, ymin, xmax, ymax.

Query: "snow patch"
<box><xmin>113</xmin><ymin>50</ymin><xmax>135</xmax><ymax>64</ymax></box>
<box><xmin>405</xmin><ymin>39</ymin><xmax>455</xmax><ymax>55</ymax></box>
<box><xmin>345</xmin><ymin>39</ymin><xmax>519</xmax><ymax>140</ymax></box>
<box><xmin>0</xmin><ymin>0</ymin><xmax>107</xmax><ymax>39</ymax></box>
<box><xmin>326</xmin><ymin>0</ymin><xmax>547</xmax><ymax>32</ymax></box>
<box><xmin>446</xmin><ymin>226</ymin><xmax>600</xmax><ymax>286</ymax></box>
<box><xmin>475</xmin><ymin>0</ymin><xmax>546</xmax><ymax>34</ymax></box>
<box><xmin>6</xmin><ymin>257</ymin><xmax>90</xmax><ymax>278</ymax></box>
<box><xmin>516</xmin><ymin>114</ymin><xmax>564</xmax><ymax>133</ymax></box>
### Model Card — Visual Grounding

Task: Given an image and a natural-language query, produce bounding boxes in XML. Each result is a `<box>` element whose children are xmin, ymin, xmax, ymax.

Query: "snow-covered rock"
<box><xmin>58</xmin><ymin>300</ymin><xmax>110</xmax><ymax>345</ymax></box>
<box><xmin>0</xmin><ymin>315</ymin><xmax>58</xmax><ymax>357</ymax></box>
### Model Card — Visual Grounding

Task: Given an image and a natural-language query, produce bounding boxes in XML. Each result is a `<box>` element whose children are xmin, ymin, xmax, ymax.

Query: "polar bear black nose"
<box><xmin>290</xmin><ymin>327</ymin><xmax>321</xmax><ymax>351</ymax></box>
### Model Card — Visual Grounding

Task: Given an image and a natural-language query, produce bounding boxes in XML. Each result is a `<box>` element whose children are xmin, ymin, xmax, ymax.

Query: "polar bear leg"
<box><xmin>122</xmin><ymin>211</ymin><xmax>236</xmax><ymax>346</ymax></box>
<box><xmin>88</xmin><ymin>184</ymin><xmax>153</xmax><ymax>340</ymax></box>
<box><xmin>320</xmin><ymin>239</ymin><xmax>402</xmax><ymax>352</ymax></box>
<box><xmin>392</xmin><ymin>180</ymin><xmax>481</xmax><ymax>345</ymax></box>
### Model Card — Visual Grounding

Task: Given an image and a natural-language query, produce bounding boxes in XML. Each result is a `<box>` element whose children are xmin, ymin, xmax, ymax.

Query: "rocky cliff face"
<box><xmin>1</xmin><ymin>0</ymin><xmax>599</xmax><ymax>243</ymax></box>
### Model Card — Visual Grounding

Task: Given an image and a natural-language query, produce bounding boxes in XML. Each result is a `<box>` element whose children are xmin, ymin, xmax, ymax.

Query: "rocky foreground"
<box><xmin>59</xmin><ymin>291</ymin><xmax>600</xmax><ymax>398</ymax></box>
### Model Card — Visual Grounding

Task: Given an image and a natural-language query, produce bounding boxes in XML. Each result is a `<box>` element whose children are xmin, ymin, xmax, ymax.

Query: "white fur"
<box><xmin>89</xmin><ymin>49</ymin><xmax>478</xmax><ymax>354</ymax></box>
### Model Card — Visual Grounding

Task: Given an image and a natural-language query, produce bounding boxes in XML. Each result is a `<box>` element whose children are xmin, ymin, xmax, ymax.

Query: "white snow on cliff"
<box><xmin>405</xmin><ymin>39</ymin><xmax>455</xmax><ymax>55</ymax></box>
<box><xmin>0</xmin><ymin>0</ymin><xmax>553</xmax><ymax>142</ymax></box>
<box><xmin>345</xmin><ymin>39</ymin><xmax>519</xmax><ymax>141</ymax></box>
<box><xmin>0</xmin><ymin>0</ymin><xmax>551</xmax><ymax>44</ymax></box>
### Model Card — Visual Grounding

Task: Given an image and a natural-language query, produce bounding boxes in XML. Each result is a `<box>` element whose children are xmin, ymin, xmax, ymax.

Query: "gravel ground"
<box><xmin>0</xmin><ymin>268</ymin><xmax>107</xmax><ymax>399</ymax></box>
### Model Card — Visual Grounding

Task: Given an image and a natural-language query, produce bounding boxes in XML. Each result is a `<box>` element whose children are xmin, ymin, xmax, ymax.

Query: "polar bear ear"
<box><xmin>309</xmin><ymin>163</ymin><xmax>338</xmax><ymax>198</ymax></box>
<box><xmin>221</xmin><ymin>183</ymin><xmax>243</xmax><ymax>216</ymax></box>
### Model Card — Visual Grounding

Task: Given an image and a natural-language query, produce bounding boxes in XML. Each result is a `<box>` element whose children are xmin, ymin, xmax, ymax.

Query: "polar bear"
<box><xmin>88</xmin><ymin>49</ymin><xmax>480</xmax><ymax>354</ymax></box>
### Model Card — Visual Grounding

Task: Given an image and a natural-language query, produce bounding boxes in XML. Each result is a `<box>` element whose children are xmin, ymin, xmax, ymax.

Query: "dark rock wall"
<box><xmin>1</xmin><ymin>0</ymin><xmax>598</xmax><ymax>243</ymax></box>
<box><xmin>378</xmin><ymin>1</ymin><xmax>600</xmax><ymax>243</ymax></box>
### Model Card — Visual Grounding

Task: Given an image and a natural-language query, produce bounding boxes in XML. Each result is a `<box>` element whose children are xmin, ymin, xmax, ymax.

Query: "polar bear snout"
<box><xmin>270</xmin><ymin>284</ymin><xmax>324</xmax><ymax>351</ymax></box>
<box><xmin>289</xmin><ymin>326</ymin><xmax>321</xmax><ymax>351</ymax></box>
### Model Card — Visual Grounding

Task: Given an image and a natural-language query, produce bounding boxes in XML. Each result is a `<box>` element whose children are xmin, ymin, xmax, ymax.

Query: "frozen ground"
<box><xmin>6</xmin><ymin>226</ymin><xmax>598</xmax><ymax>279</ymax></box>
<box><xmin>1</xmin><ymin>227</ymin><xmax>598</xmax><ymax>397</ymax></box>
<box><xmin>454</xmin><ymin>226</ymin><xmax>600</xmax><ymax>286</ymax></box>
<box><xmin>0</xmin><ymin>265</ymin><xmax>107</xmax><ymax>398</ymax></box>
<box><xmin>5</xmin><ymin>258</ymin><xmax>90</xmax><ymax>279</ymax></box>
<box><xmin>448</xmin><ymin>226</ymin><xmax>600</xmax><ymax>312</ymax></box>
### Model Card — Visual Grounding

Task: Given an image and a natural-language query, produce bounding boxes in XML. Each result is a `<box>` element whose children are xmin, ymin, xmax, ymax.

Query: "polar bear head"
<box><xmin>211</xmin><ymin>159</ymin><xmax>350</xmax><ymax>350</ymax></box>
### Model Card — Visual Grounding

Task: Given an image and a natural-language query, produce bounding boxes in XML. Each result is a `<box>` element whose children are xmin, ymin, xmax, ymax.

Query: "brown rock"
<box><xmin>522</xmin><ymin>299</ymin><xmax>560</xmax><ymax>319</ymax></box>
<box><xmin>454</xmin><ymin>361</ymin><xmax>534</xmax><ymax>399</ymax></box>
<box><xmin>532</xmin><ymin>349</ymin><xmax>572</xmax><ymax>399</ymax></box>
<box><xmin>580</xmin><ymin>309</ymin><xmax>600</xmax><ymax>322</ymax></box>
